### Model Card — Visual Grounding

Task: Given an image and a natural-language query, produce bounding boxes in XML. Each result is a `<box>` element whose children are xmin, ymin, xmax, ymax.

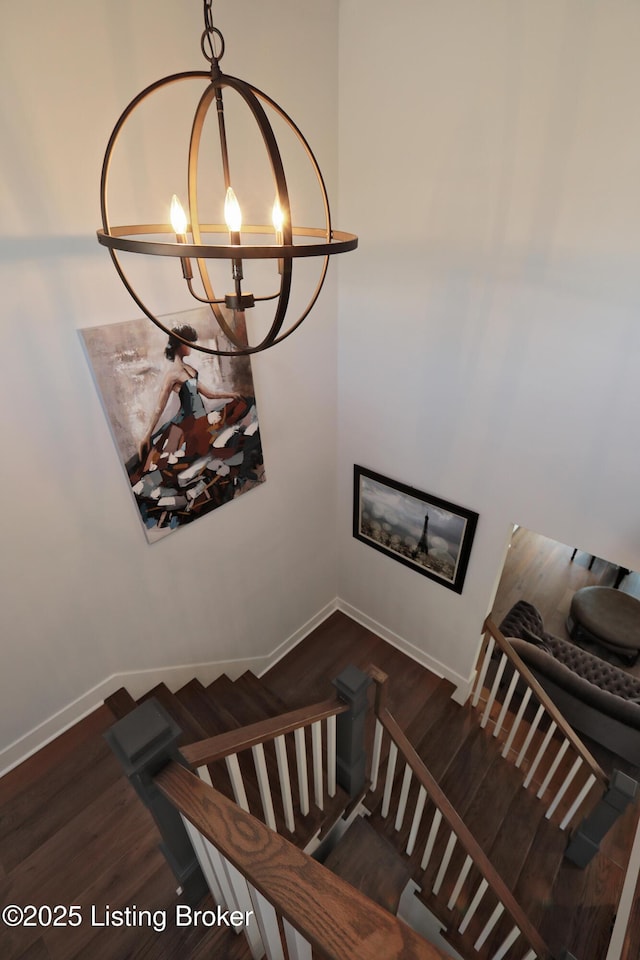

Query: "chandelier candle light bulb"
<box><xmin>224</xmin><ymin>186</ymin><xmax>242</xmax><ymax>242</ymax></box>
<box><xmin>170</xmin><ymin>194</ymin><xmax>193</xmax><ymax>280</ymax></box>
<box><xmin>272</xmin><ymin>198</ymin><xmax>285</xmax><ymax>273</ymax></box>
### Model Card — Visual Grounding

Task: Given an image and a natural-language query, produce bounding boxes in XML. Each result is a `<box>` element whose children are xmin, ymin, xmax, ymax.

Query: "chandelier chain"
<box><xmin>203</xmin><ymin>0</ymin><xmax>214</xmax><ymax>33</ymax></box>
<box><xmin>201</xmin><ymin>0</ymin><xmax>225</xmax><ymax>66</ymax></box>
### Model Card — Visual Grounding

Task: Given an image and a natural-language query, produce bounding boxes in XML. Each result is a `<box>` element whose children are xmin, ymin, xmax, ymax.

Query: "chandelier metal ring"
<box><xmin>200</xmin><ymin>27</ymin><xmax>224</xmax><ymax>64</ymax></box>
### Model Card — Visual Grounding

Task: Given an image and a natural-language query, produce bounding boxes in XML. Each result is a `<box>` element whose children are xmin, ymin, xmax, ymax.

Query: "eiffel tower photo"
<box><xmin>413</xmin><ymin>512</ymin><xmax>429</xmax><ymax>560</ymax></box>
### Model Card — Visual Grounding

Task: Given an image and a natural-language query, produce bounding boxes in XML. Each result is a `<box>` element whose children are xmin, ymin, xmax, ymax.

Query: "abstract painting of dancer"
<box><xmin>82</xmin><ymin>308</ymin><xmax>266</xmax><ymax>542</ymax></box>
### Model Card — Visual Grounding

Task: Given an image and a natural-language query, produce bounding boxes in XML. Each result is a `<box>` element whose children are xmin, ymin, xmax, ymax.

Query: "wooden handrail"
<box><xmin>156</xmin><ymin>761</ymin><xmax>453</xmax><ymax>960</ymax></box>
<box><xmin>181</xmin><ymin>696</ymin><xmax>349</xmax><ymax>769</ymax></box>
<box><xmin>483</xmin><ymin>616</ymin><xmax>609</xmax><ymax>787</ymax></box>
<box><xmin>376</xmin><ymin>707</ymin><xmax>553</xmax><ymax>960</ymax></box>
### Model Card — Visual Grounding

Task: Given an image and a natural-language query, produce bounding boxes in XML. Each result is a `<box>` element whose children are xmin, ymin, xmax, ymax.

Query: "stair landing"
<box><xmin>322</xmin><ymin>815</ymin><xmax>411</xmax><ymax>915</ymax></box>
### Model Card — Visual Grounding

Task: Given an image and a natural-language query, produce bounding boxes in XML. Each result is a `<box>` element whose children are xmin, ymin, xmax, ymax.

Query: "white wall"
<box><xmin>0</xmin><ymin>0</ymin><xmax>340</xmax><ymax>761</ymax></box>
<box><xmin>5</xmin><ymin>0</ymin><xmax>640</xmax><ymax>767</ymax></box>
<box><xmin>338</xmin><ymin>0</ymin><xmax>640</xmax><ymax>684</ymax></box>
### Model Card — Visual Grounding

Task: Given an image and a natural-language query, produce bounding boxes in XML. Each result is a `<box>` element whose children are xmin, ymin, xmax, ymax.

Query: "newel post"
<box><xmin>104</xmin><ymin>698</ymin><xmax>208</xmax><ymax>904</ymax></box>
<box><xmin>332</xmin><ymin>665</ymin><xmax>372</xmax><ymax>797</ymax></box>
<box><xmin>565</xmin><ymin>769</ymin><xmax>639</xmax><ymax>868</ymax></box>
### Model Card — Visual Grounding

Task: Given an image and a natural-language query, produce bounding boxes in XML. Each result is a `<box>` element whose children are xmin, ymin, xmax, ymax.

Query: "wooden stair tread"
<box><xmin>137</xmin><ymin>683</ymin><xmax>209</xmax><ymax>745</ymax></box>
<box><xmin>445</xmin><ymin>726</ymin><xmax>505</xmax><ymax>810</ymax></box>
<box><xmin>403</xmin><ymin>678</ymin><xmax>459</xmax><ymax>744</ymax></box>
<box><xmin>473</xmin><ymin>791</ymin><xmax>553</xmax><ymax>958</ymax></box>
<box><xmin>174</xmin><ymin>679</ymin><xmax>241</xmax><ymax>736</ymax></box>
<box><xmin>323</xmin><ymin>816</ymin><xmax>411</xmax><ymax>915</ymax></box>
<box><xmin>237</xmin><ymin>670</ymin><xmax>292</xmax><ymax>714</ymax></box>
<box><xmin>366</xmin><ymin>679</ymin><xmax>460</xmax><ymax>814</ymax></box>
<box><xmin>413</xmin><ymin>698</ymin><xmax>478</xmax><ymax>780</ymax></box>
<box><xmin>104</xmin><ymin>686</ymin><xmax>137</xmax><ymax>721</ymax></box>
<box><xmin>487</xmin><ymin>784</ymin><xmax>548</xmax><ymax>888</ymax></box>
<box><xmin>207</xmin><ymin>673</ymin><xmax>268</xmax><ymax>726</ymax></box>
<box><xmin>201</xmin><ymin>675</ymin><xmax>295</xmax><ymax>827</ymax></box>
<box><xmin>417</xmin><ymin>752</ymin><xmax>524</xmax><ymax>924</ymax></box>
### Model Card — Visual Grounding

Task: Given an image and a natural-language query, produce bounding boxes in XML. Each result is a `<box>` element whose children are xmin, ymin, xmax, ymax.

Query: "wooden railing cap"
<box><xmin>181</xmin><ymin>696</ymin><xmax>349</xmax><ymax>769</ymax></box>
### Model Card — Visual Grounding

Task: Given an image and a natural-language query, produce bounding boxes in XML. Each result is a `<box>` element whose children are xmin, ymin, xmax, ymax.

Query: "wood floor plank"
<box><xmin>14</xmin><ymin>940</ymin><xmax>53</xmax><ymax>960</ymax></box>
<box><xmin>262</xmin><ymin>611</ymin><xmax>387</xmax><ymax>707</ymax></box>
<box><xmin>46</xmin><ymin>844</ymin><xmax>171</xmax><ymax>960</ymax></box>
<box><xmin>0</xmin><ymin>707</ymin><xmax>114</xmax><ymax>808</ymax></box>
<box><xmin>0</xmin><ymin>741</ymin><xmax>123</xmax><ymax>872</ymax></box>
<box><xmin>540</xmin><ymin>854</ymin><xmax>624</xmax><ymax>960</ymax></box>
<box><xmin>6</xmin><ymin>776</ymin><xmax>155</xmax><ymax>909</ymax></box>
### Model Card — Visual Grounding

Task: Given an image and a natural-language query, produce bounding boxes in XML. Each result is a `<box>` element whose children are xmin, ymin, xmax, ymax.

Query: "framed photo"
<box><xmin>353</xmin><ymin>466</ymin><xmax>478</xmax><ymax>593</ymax></box>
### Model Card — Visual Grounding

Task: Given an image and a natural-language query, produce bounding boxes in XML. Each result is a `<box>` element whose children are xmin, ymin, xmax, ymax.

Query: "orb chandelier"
<box><xmin>96</xmin><ymin>0</ymin><xmax>358</xmax><ymax>357</ymax></box>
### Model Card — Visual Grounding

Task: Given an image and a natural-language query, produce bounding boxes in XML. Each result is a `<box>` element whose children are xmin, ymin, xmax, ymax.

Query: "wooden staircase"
<box><xmin>3</xmin><ymin>612</ymin><xmax>637</xmax><ymax>960</ymax></box>
<box><xmin>106</xmin><ymin>654</ymin><xmax>631</xmax><ymax>960</ymax></box>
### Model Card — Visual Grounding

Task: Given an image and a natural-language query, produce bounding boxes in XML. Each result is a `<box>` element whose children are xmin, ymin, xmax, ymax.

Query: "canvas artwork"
<box><xmin>82</xmin><ymin>307</ymin><xmax>265</xmax><ymax>542</ymax></box>
<box><xmin>353</xmin><ymin>466</ymin><xmax>478</xmax><ymax>593</ymax></box>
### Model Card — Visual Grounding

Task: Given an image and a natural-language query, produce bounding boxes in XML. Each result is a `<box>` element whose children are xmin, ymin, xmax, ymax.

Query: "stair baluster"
<box><xmin>293</xmin><ymin>726</ymin><xmax>310</xmax><ymax>816</ymax></box>
<box><xmin>366</xmin><ymin>668</ymin><xmax>554</xmax><ymax>960</ymax></box>
<box><xmin>182</xmin><ymin>696</ymin><xmax>350</xmax><ymax>843</ymax></box>
<box><xmin>311</xmin><ymin>720</ymin><xmax>324</xmax><ymax>810</ymax></box>
<box><xmin>274</xmin><ymin>734</ymin><xmax>295</xmax><ymax>832</ymax></box>
<box><xmin>252</xmin><ymin>741</ymin><xmax>278</xmax><ymax>831</ymax></box>
<box><xmin>472</xmin><ymin>618</ymin><xmax>611</xmax><ymax>835</ymax></box>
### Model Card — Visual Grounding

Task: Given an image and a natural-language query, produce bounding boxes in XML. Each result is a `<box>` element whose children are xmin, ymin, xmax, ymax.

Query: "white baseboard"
<box><xmin>0</xmin><ymin>599</ymin><xmax>339</xmax><ymax>779</ymax></box>
<box><xmin>0</xmin><ymin>597</ymin><xmax>475</xmax><ymax>779</ymax></box>
<box><xmin>335</xmin><ymin>599</ymin><xmax>473</xmax><ymax>703</ymax></box>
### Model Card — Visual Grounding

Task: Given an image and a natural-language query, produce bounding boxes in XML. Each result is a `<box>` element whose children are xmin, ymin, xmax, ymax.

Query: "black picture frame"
<box><xmin>353</xmin><ymin>465</ymin><xmax>478</xmax><ymax>594</ymax></box>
